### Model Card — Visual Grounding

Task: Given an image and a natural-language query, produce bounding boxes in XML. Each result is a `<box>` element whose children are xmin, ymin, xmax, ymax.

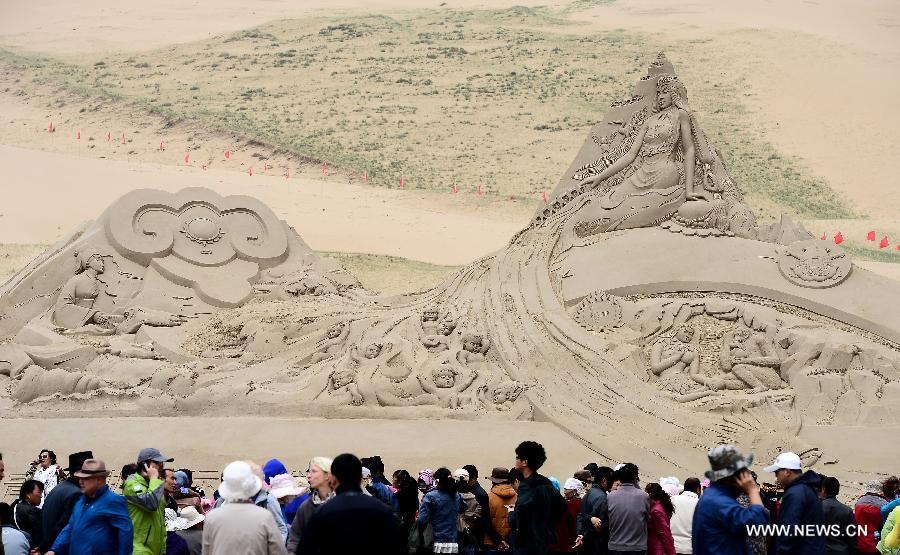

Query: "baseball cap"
<box><xmin>137</xmin><ymin>448</ymin><xmax>174</xmax><ymax>464</ymax></box>
<box><xmin>763</xmin><ymin>452</ymin><xmax>802</xmax><ymax>473</ymax></box>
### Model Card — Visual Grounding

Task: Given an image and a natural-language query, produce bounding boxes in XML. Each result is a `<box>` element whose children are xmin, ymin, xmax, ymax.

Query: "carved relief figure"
<box><xmin>321</xmin><ymin>367</ymin><xmax>363</xmax><ymax>406</ymax></box>
<box><xmin>420</xmin><ymin>307</ymin><xmax>441</xmax><ymax>335</ymax></box>
<box><xmin>308</xmin><ymin>322</ymin><xmax>351</xmax><ymax>365</ymax></box>
<box><xmin>456</xmin><ymin>334</ymin><xmax>491</xmax><ymax>366</ymax></box>
<box><xmin>52</xmin><ymin>249</ymin><xmax>118</xmax><ymax>330</ymax></box>
<box><xmin>649</xmin><ymin>325</ymin><xmax>707</xmax><ymax>395</ymax></box>
<box><xmin>422</xmin><ymin>319</ymin><xmax>458</xmax><ymax>352</ymax></box>
<box><xmin>563</xmin><ymin>74</ymin><xmax>708</xmax><ymax>238</ymax></box>
<box><xmin>718</xmin><ymin>327</ymin><xmax>786</xmax><ymax>393</ymax></box>
<box><xmin>417</xmin><ymin>362</ymin><xmax>477</xmax><ymax>409</ymax></box>
<box><xmin>477</xmin><ymin>380</ymin><xmax>525</xmax><ymax>411</ymax></box>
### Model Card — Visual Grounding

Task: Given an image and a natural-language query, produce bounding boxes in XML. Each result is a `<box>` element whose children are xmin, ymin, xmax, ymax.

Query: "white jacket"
<box><xmin>670</xmin><ymin>491</ymin><xmax>699</xmax><ymax>554</ymax></box>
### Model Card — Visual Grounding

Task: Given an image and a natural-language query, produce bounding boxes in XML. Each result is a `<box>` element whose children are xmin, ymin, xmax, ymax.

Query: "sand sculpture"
<box><xmin>2</xmin><ymin>54</ymin><xmax>899</xmax><ymax>477</ymax></box>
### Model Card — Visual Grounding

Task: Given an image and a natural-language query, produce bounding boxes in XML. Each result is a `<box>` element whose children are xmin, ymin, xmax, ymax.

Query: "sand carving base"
<box><xmin>2</xmin><ymin>54</ymin><xmax>899</xmax><ymax>481</ymax></box>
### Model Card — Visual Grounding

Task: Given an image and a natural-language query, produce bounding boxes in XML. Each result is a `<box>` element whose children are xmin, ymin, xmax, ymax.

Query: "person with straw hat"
<box><xmin>46</xmin><ymin>459</ymin><xmax>133</xmax><ymax>555</ymax></box>
<box><xmin>174</xmin><ymin>506</ymin><xmax>204</xmax><ymax>555</ymax></box>
<box><xmin>691</xmin><ymin>445</ymin><xmax>769</xmax><ymax>555</ymax></box>
<box><xmin>202</xmin><ymin>461</ymin><xmax>287</xmax><ymax>555</ymax></box>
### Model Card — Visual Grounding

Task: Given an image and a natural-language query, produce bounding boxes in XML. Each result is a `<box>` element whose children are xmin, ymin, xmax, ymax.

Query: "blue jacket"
<box><xmin>883</xmin><ymin>498</ymin><xmax>900</xmax><ymax>526</ymax></box>
<box><xmin>51</xmin><ymin>485</ymin><xmax>134</xmax><ymax>555</ymax></box>
<box><xmin>370</xmin><ymin>481</ymin><xmax>400</xmax><ymax>514</ymax></box>
<box><xmin>692</xmin><ymin>481</ymin><xmax>769</xmax><ymax>555</ymax></box>
<box><xmin>775</xmin><ymin>470</ymin><xmax>825</xmax><ymax>555</ymax></box>
<box><xmin>417</xmin><ymin>489</ymin><xmax>464</xmax><ymax>543</ymax></box>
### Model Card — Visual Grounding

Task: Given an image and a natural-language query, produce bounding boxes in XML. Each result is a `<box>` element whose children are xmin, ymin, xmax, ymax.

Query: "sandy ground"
<box><xmin>0</xmin><ymin>144</ymin><xmax>527</xmax><ymax>266</ymax></box>
<box><xmin>0</xmin><ymin>417</ymin><xmax>598</xmax><ymax>501</ymax></box>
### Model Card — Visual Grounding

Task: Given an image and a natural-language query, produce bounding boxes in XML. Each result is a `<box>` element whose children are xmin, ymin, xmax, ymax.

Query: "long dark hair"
<box><xmin>645</xmin><ymin>482</ymin><xmax>675</xmax><ymax>518</ymax></box>
<box><xmin>434</xmin><ymin>468</ymin><xmax>457</xmax><ymax>494</ymax></box>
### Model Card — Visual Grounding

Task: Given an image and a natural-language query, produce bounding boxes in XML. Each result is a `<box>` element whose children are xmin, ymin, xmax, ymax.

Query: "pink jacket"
<box><xmin>647</xmin><ymin>499</ymin><xmax>676</xmax><ymax>555</ymax></box>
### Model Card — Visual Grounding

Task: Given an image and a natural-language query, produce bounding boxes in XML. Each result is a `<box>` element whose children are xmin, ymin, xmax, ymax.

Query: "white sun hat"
<box><xmin>218</xmin><ymin>460</ymin><xmax>263</xmax><ymax>501</ymax></box>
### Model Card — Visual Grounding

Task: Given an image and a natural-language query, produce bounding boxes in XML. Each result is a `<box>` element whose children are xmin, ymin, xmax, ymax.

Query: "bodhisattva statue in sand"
<box><xmin>650</xmin><ymin>325</ymin><xmax>706</xmax><ymax>395</ymax></box>
<box><xmin>718</xmin><ymin>327</ymin><xmax>787</xmax><ymax>393</ymax></box>
<box><xmin>52</xmin><ymin>249</ymin><xmax>185</xmax><ymax>335</ymax></box>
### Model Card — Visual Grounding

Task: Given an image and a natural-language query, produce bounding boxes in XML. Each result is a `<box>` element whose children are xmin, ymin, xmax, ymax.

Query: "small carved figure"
<box><xmin>649</xmin><ymin>325</ymin><xmax>707</xmax><ymax>395</ymax></box>
<box><xmin>477</xmin><ymin>380</ymin><xmax>525</xmax><ymax>411</ymax></box>
<box><xmin>323</xmin><ymin>366</ymin><xmax>363</xmax><ymax>406</ymax></box>
<box><xmin>420</xmin><ymin>306</ymin><xmax>441</xmax><ymax>335</ymax></box>
<box><xmin>308</xmin><ymin>322</ymin><xmax>351</xmax><ymax>365</ymax></box>
<box><xmin>417</xmin><ymin>362</ymin><xmax>477</xmax><ymax>409</ymax></box>
<box><xmin>349</xmin><ymin>340</ymin><xmax>413</xmax><ymax>383</ymax></box>
<box><xmin>284</xmin><ymin>277</ymin><xmax>328</xmax><ymax>297</ymax></box>
<box><xmin>718</xmin><ymin>327</ymin><xmax>786</xmax><ymax>393</ymax></box>
<box><xmin>422</xmin><ymin>320</ymin><xmax>458</xmax><ymax>352</ymax></box>
<box><xmin>456</xmin><ymin>334</ymin><xmax>491</xmax><ymax>366</ymax></box>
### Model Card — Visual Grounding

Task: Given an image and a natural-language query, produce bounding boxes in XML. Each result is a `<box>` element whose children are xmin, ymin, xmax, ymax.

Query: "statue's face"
<box><xmin>734</xmin><ymin>328</ymin><xmax>751</xmax><ymax>342</ymax></box>
<box><xmin>332</xmin><ymin>369</ymin><xmax>354</xmax><ymax>388</ymax></box>
<box><xmin>464</xmin><ymin>338</ymin><xmax>483</xmax><ymax>353</ymax></box>
<box><xmin>657</xmin><ymin>89</ymin><xmax>673</xmax><ymax>110</ymax></box>
<box><xmin>88</xmin><ymin>255</ymin><xmax>105</xmax><ymax>273</ymax></box>
<box><xmin>433</xmin><ymin>368</ymin><xmax>455</xmax><ymax>388</ymax></box>
<box><xmin>423</xmin><ymin>310</ymin><xmax>439</xmax><ymax>322</ymax></box>
<box><xmin>327</xmin><ymin>324</ymin><xmax>344</xmax><ymax>339</ymax></box>
<box><xmin>364</xmin><ymin>344</ymin><xmax>382</xmax><ymax>359</ymax></box>
<box><xmin>437</xmin><ymin>322</ymin><xmax>454</xmax><ymax>336</ymax></box>
<box><xmin>675</xmin><ymin>327</ymin><xmax>694</xmax><ymax>343</ymax></box>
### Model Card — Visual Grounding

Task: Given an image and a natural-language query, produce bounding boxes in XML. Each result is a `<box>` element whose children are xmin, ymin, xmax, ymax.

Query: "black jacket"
<box><xmin>297</xmin><ymin>485</ymin><xmax>405</xmax><ymax>555</ymax></box>
<box><xmin>469</xmin><ymin>482</ymin><xmax>489</xmax><ymax>545</ymax></box>
<box><xmin>39</xmin><ymin>477</ymin><xmax>82</xmax><ymax>552</ymax></box>
<box><xmin>513</xmin><ymin>472</ymin><xmax>566</xmax><ymax>555</ymax></box>
<box><xmin>775</xmin><ymin>470</ymin><xmax>826</xmax><ymax>555</ymax></box>
<box><xmin>577</xmin><ymin>483</ymin><xmax>609</xmax><ymax>549</ymax></box>
<box><xmin>13</xmin><ymin>500</ymin><xmax>42</xmax><ymax>548</ymax></box>
<box><xmin>822</xmin><ymin>496</ymin><xmax>858</xmax><ymax>555</ymax></box>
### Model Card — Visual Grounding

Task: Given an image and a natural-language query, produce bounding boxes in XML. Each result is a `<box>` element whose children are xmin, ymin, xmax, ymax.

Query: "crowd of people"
<box><xmin>0</xmin><ymin>442</ymin><xmax>898</xmax><ymax>555</ymax></box>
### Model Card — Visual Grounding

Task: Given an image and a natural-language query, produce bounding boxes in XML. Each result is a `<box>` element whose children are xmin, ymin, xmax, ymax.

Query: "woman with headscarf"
<box><xmin>286</xmin><ymin>457</ymin><xmax>334</xmax><ymax>554</ymax></box>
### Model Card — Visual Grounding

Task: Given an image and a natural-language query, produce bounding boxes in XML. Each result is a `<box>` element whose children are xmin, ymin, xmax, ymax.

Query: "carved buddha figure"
<box><xmin>649</xmin><ymin>325</ymin><xmax>706</xmax><ymax>395</ymax></box>
<box><xmin>52</xmin><ymin>248</ymin><xmax>115</xmax><ymax>329</ymax></box>
<box><xmin>718</xmin><ymin>327</ymin><xmax>786</xmax><ymax>393</ymax></box>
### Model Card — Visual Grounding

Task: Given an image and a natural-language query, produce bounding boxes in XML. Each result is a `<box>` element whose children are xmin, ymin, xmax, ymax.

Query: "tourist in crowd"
<box><xmin>819</xmin><ymin>476</ymin><xmax>857</xmax><ymax>555</ymax></box>
<box><xmin>287</xmin><ymin>457</ymin><xmax>334</xmax><ymax>552</ymax></box>
<box><xmin>1</xmin><ymin>502</ymin><xmax>30</xmax><ymax>555</ymax></box>
<box><xmin>392</xmin><ymin>469</ymin><xmax>420</xmax><ymax>540</ymax></box>
<box><xmin>202</xmin><ymin>460</ymin><xmax>287</xmax><ymax>555</ymax></box>
<box><xmin>11</xmin><ymin>479</ymin><xmax>43</xmax><ymax>549</ymax></box>
<box><xmin>418</xmin><ymin>469</ymin><xmax>436</xmax><ymax>495</ymax></box>
<box><xmin>125</xmin><ymin>447</ymin><xmax>173</xmax><ymax>555</ymax></box>
<box><xmin>120</xmin><ymin>464</ymin><xmax>139</xmax><ymax>491</ymax></box>
<box><xmin>364</xmin><ymin>466</ymin><xmax>399</xmax><ymax>513</ymax></box>
<box><xmin>462</xmin><ymin>463</ymin><xmax>489</xmax><ymax>551</ymax></box>
<box><xmin>483</xmin><ymin>466</ymin><xmax>516</xmax><ymax>553</ymax></box>
<box><xmin>264</xmin><ymin>458</ymin><xmax>289</xmax><ymax>485</ymax></box>
<box><xmin>670</xmin><ymin>477</ymin><xmax>701</xmax><ymax>555</ymax></box>
<box><xmin>297</xmin><ymin>453</ymin><xmax>404</xmax><ymax>554</ymax></box>
<box><xmin>883</xmin><ymin>505</ymin><xmax>900</xmax><ymax>550</ymax></box>
<box><xmin>548</xmin><ymin>477</ymin><xmax>582</xmax><ymax>554</ymax></box>
<box><xmin>164</xmin><ymin>508</ymin><xmax>190</xmax><ymax>555</ymax></box>
<box><xmin>417</xmin><ymin>467</ymin><xmax>465</xmax><ymax>553</ymax></box>
<box><xmin>163</xmin><ymin>468</ymin><xmax>180</xmax><ymax>512</ymax></box>
<box><xmin>362</xmin><ymin>456</ymin><xmax>392</xmax><ymax>487</ymax></box>
<box><xmin>511</xmin><ymin>440</ymin><xmax>566</xmax><ymax>555</ymax></box>
<box><xmin>856</xmin><ymin>478</ymin><xmax>888</xmax><ymax>554</ymax></box>
<box><xmin>46</xmin><ymin>459</ymin><xmax>134</xmax><ymax>555</ymax></box>
<box><xmin>269</xmin><ymin>473</ymin><xmax>309</xmax><ymax>525</ymax></box>
<box><xmin>575</xmin><ymin>465</ymin><xmax>612</xmax><ymax>555</ymax></box>
<box><xmin>244</xmin><ymin>461</ymin><xmax>290</xmax><ymax>544</ymax></box>
<box><xmin>40</xmin><ymin>450</ymin><xmax>93</xmax><ymax>553</ymax></box>
<box><xmin>645</xmin><ymin>482</ymin><xmax>675</xmax><ymax>555</ymax></box>
<box><xmin>735</xmin><ymin>471</ymin><xmax>767</xmax><ymax>555</ymax></box>
<box><xmin>885</xmin><ymin>477</ymin><xmax>900</xmax><ymax>502</ymax></box>
<box><xmin>607</xmin><ymin>463</ymin><xmax>649</xmax><ymax>555</ymax></box>
<box><xmin>692</xmin><ymin>445</ymin><xmax>769</xmax><ymax>555</ymax></box>
<box><xmin>764</xmin><ymin>451</ymin><xmax>825</xmax><ymax>554</ymax></box>
<box><xmin>174</xmin><ymin>505</ymin><xmax>204</xmax><ymax>555</ymax></box>
<box><xmin>455</xmin><ymin>468</ymin><xmax>483</xmax><ymax>555</ymax></box>
<box><xmin>0</xmin><ymin>453</ymin><xmax>5</xmax><ymax>482</ymax></box>
<box><xmin>25</xmin><ymin>449</ymin><xmax>66</xmax><ymax>505</ymax></box>
<box><xmin>170</xmin><ymin>471</ymin><xmax>202</xmax><ymax>512</ymax></box>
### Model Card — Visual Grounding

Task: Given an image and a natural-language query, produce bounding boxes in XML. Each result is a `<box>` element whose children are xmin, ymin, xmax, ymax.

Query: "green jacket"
<box><xmin>123</xmin><ymin>473</ymin><xmax>166</xmax><ymax>555</ymax></box>
<box><xmin>881</xmin><ymin>507</ymin><xmax>900</xmax><ymax>555</ymax></box>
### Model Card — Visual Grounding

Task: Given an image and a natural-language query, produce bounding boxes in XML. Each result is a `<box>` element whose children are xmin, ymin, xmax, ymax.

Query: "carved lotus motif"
<box><xmin>572</xmin><ymin>290</ymin><xmax>624</xmax><ymax>332</ymax></box>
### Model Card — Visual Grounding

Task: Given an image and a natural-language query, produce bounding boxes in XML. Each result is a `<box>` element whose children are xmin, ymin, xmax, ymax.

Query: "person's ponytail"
<box><xmin>434</xmin><ymin>467</ymin><xmax>456</xmax><ymax>494</ymax></box>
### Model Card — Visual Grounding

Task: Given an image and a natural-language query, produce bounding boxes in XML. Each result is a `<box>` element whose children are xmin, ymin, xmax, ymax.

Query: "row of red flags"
<box><xmin>50</xmin><ymin>122</ymin><xmax>551</xmax><ymax>200</ymax></box>
<box><xmin>821</xmin><ymin>231</ymin><xmax>898</xmax><ymax>250</ymax></box>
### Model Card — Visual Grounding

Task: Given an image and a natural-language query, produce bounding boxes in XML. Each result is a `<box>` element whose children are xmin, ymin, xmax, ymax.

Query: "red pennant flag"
<box><xmin>159</xmin><ymin>140</ymin><xmax>165</xmax><ymax>151</ymax></box>
<box><xmin>880</xmin><ymin>236</ymin><xmax>890</xmax><ymax>249</ymax></box>
<box><xmin>867</xmin><ymin>231</ymin><xmax>876</xmax><ymax>241</ymax></box>
<box><xmin>322</xmin><ymin>161</ymin><xmax>327</xmax><ymax>175</ymax></box>
<box><xmin>542</xmin><ymin>191</ymin><xmax>549</xmax><ymax>204</ymax></box>
<box><xmin>201</xmin><ymin>164</ymin><xmax>208</xmax><ymax>171</ymax></box>
<box><xmin>48</xmin><ymin>122</ymin><xmax>54</xmax><ymax>133</ymax></box>
<box><xmin>106</xmin><ymin>131</ymin><xmax>111</xmax><ymax>142</ymax></box>
<box><xmin>363</xmin><ymin>170</ymin><xmax>368</xmax><ymax>182</ymax></box>
<box><xmin>184</xmin><ymin>153</ymin><xmax>190</xmax><ymax>165</ymax></box>
<box><xmin>820</xmin><ymin>232</ymin><xmax>827</xmax><ymax>241</ymax></box>
<box><xmin>477</xmin><ymin>184</ymin><xmax>483</xmax><ymax>196</ymax></box>
<box><xmin>833</xmin><ymin>232</ymin><xmax>844</xmax><ymax>245</ymax></box>
<box><xmin>121</xmin><ymin>131</ymin><xmax>126</xmax><ymax>144</ymax></box>
<box><xmin>248</xmin><ymin>167</ymin><xmax>253</xmax><ymax>177</ymax></box>
<box><xmin>451</xmin><ymin>184</ymin><xmax>458</xmax><ymax>194</ymax></box>
<box><xmin>285</xmin><ymin>167</ymin><xmax>292</xmax><ymax>180</ymax></box>
<box><xmin>224</xmin><ymin>149</ymin><xmax>231</xmax><ymax>160</ymax></box>
<box><xmin>399</xmin><ymin>174</ymin><xmax>405</xmax><ymax>188</ymax></box>
<box><xmin>76</xmin><ymin>131</ymin><xmax>81</xmax><ymax>140</ymax></box>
